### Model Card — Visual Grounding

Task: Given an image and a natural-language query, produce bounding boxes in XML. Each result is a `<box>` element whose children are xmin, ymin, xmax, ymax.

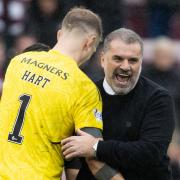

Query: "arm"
<box><xmin>86</xmin><ymin>158</ymin><xmax>124</xmax><ymax>180</ymax></box>
<box><xmin>64</xmin><ymin>158</ymin><xmax>81</xmax><ymax>180</ymax></box>
<box><xmin>65</xmin><ymin>169</ymin><xmax>79</xmax><ymax>180</ymax></box>
<box><xmin>62</xmin><ymin>128</ymin><xmax>125</xmax><ymax>180</ymax></box>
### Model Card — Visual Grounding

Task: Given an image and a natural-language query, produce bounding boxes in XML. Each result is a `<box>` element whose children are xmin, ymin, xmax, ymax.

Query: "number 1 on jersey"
<box><xmin>8</xmin><ymin>94</ymin><xmax>31</xmax><ymax>144</ymax></box>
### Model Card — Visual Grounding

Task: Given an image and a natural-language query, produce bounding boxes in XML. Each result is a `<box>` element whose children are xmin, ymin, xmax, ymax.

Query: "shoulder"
<box><xmin>72</xmin><ymin>71</ymin><xmax>102</xmax><ymax>110</ymax></box>
<box><xmin>138</xmin><ymin>75</ymin><xmax>169</xmax><ymax>95</ymax></box>
<box><xmin>137</xmin><ymin>76</ymin><xmax>172</xmax><ymax>104</ymax></box>
<box><xmin>77</xmin><ymin>70</ymin><xmax>98</xmax><ymax>92</ymax></box>
<box><xmin>71</xmin><ymin>69</ymin><xmax>100</xmax><ymax>101</ymax></box>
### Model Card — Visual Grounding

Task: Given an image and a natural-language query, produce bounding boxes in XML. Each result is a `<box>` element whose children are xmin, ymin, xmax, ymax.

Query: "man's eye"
<box><xmin>129</xmin><ymin>58</ymin><xmax>138</xmax><ymax>63</ymax></box>
<box><xmin>112</xmin><ymin>56</ymin><xmax>123</xmax><ymax>61</ymax></box>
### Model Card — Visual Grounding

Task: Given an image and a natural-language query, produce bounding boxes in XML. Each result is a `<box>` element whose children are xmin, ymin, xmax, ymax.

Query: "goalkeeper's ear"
<box><xmin>57</xmin><ymin>29</ymin><xmax>62</xmax><ymax>41</ymax></box>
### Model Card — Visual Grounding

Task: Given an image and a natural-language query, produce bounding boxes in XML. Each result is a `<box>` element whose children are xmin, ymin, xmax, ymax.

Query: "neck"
<box><xmin>53</xmin><ymin>32</ymin><xmax>85</xmax><ymax>66</ymax></box>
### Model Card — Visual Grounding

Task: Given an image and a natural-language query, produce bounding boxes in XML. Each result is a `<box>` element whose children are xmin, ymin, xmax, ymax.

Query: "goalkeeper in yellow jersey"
<box><xmin>0</xmin><ymin>7</ymin><xmax>105</xmax><ymax>179</ymax></box>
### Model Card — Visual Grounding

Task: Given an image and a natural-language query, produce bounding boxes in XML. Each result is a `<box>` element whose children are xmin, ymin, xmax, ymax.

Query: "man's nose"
<box><xmin>120</xmin><ymin>59</ymin><xmax>130</xmax><ymax>71</ymax></box>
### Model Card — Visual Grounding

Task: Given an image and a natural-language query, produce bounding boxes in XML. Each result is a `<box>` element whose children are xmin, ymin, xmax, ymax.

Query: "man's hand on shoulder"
<box><xmin>61</xmin><ymin>129</ymin><xmax>101</xmax><ymax>160</ymax></box>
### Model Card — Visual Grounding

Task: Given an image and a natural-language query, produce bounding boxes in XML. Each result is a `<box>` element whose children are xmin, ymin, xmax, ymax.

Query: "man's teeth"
<box><xmin>116</xmin><ymin>74</ymin><xmax>130</xmax><ymax>82</ymax></box>
<box><xmin>117</xmin><ymin>74</ymin><xmax>129</xmax><ymax>77</ymax></box>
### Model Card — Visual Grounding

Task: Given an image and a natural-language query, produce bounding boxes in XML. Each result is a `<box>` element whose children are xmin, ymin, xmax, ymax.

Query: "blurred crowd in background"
<box><xmin>1</xmin><ymin>0</ymin><xmax>180</xmax><ymax>179</ymax></box>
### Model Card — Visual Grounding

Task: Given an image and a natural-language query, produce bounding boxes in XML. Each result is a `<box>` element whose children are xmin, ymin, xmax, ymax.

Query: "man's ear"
<box><xmin>57</xmin><ymin>29</ymin><xmax>62</xmax><ymax>41</ymax></box>
<box><xmin>83</xmin><ymin>35</ymin><xmax>96</xmax><ymax>51</ymax></box>
<box><xmin>88</xmin><ymin>35</ymin><xmax>96</xmax><ymax>48</ymax></box>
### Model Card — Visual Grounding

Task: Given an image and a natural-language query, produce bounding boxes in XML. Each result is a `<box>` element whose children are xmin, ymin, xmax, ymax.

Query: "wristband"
<box><xmin>95</xmin><ymin>164</ymin><xmax>118</xmax><ymax>180</ymax></box>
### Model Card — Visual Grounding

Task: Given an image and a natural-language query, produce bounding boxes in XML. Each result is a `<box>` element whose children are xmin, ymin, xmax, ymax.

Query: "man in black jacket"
<box><xmin>62</xmin><ymin>28</ymin><xmax>175</xmax><ymax>180</ymax></box>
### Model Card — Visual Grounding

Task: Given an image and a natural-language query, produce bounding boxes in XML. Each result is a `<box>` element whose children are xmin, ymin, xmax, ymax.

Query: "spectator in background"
<box><xmin>143</xmin><ymin>37</ymin><xmax>180</xmax><ymax>127</ymax></box>
<box><xmin>143</xmin><ymin>36</ymin><xmax>180</xmax><ymax>180</ymax></box>
<box><xmin>25</xmin><ymin>0</ymin><xmax>64</xmax><ymax>46</ymax></box>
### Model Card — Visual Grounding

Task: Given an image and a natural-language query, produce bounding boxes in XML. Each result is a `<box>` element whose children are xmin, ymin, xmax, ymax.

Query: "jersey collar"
<box><xmin>103</xmin><ymin>78</ymin><xmax>116</xmax><ymax>95</ymax></box>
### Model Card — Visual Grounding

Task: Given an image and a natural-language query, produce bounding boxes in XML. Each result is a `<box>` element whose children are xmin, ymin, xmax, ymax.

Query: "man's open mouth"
<box><xmin>115</xmin><ymin>73</ymin><xmax>130</xmax><ymax>85</ymax></box>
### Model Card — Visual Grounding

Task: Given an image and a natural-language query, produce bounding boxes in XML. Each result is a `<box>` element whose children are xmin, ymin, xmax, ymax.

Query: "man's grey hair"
<box><xmin>103</xmin><ymin>28</ymin><xmax>143</xmax><ymax>55</ymax></box>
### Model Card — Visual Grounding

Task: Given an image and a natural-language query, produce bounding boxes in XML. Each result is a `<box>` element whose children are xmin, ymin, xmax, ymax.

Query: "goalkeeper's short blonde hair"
<box><xmin>62</xmin><ymin>7</ymin><xmax>102</xmax><ymax>41</ymax></box>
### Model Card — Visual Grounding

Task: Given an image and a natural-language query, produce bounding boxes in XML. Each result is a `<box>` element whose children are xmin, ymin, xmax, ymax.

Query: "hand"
<box><xmin>168</xmin><ymin>142</ymin><xmax>180</xmax><ymax>162</ymax></box>
<box><xmin>61</xmin><ymin>129</ymin><xmax>101</xmax><ymax>160</ymax></box>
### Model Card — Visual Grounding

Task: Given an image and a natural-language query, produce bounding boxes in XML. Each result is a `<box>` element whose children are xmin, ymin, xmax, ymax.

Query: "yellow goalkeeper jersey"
<box><xmin>0</xmin><ymin>49</ymin><xmax>103</xmax><ymax>180</ymax></box>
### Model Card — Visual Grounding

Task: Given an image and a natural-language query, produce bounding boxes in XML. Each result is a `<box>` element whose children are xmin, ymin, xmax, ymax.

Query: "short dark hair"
<box><xmin>22</xmin><ymin>43</ymin><xmax>50</xmax><ymax>53</ymax></box>
<box><xmin>103</xmin><ymin>28</ymin><xmax>143</xmax><ymax>55</ymax></box>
